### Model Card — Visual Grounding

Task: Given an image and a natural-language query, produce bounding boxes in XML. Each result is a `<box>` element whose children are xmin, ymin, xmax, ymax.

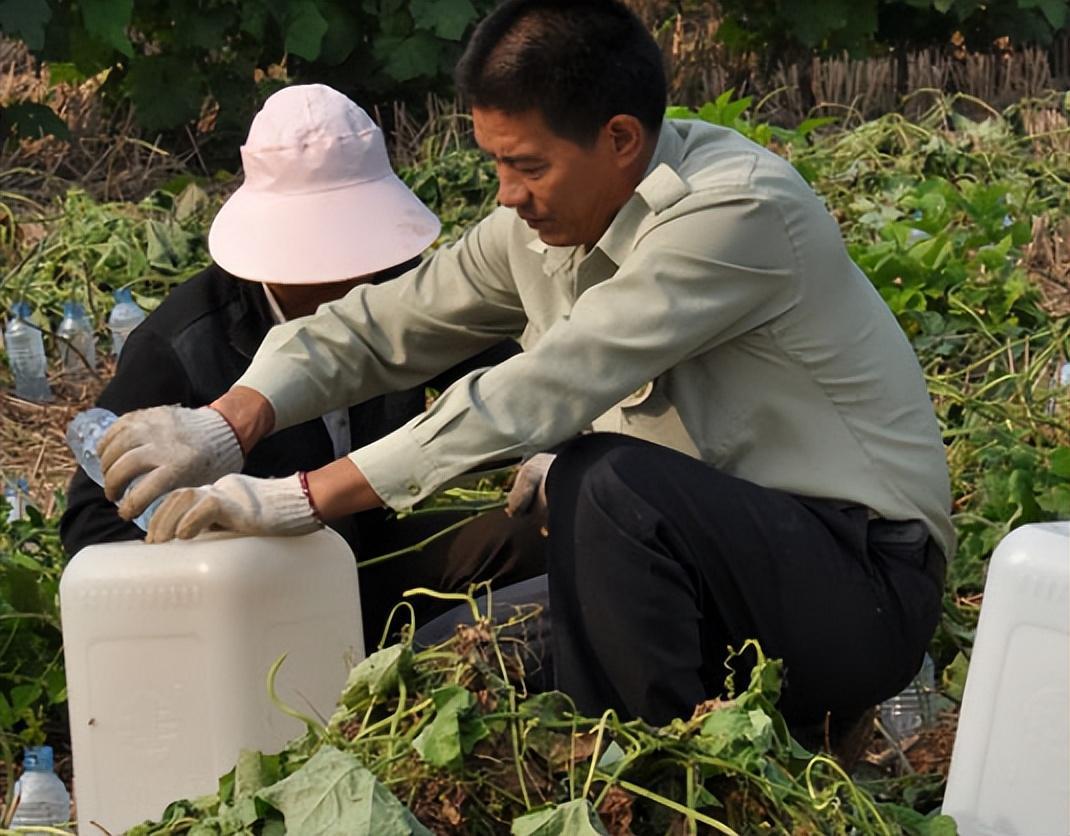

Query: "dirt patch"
<box><xmin>905</xmin><ymin>710</ymin><xmax>959</xmax><ymax>777</ymax></box>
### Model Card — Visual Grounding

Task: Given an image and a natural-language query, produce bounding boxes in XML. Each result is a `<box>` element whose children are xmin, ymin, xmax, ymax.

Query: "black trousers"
<box><xmin>544</xmin><ymin>433</ymin><xmax>945</xmax><ymax>727</ymax></box>
<box><xmin>356</xmin><ymin>508</ymin><xmax>548</xmax><ymax>651</ymax></box>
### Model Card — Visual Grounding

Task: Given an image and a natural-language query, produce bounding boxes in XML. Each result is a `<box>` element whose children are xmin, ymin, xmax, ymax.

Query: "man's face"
<box><xmin>472</xmin><ymin>106</ymin><xmax>637</xmax><ymax>249</ymax></box>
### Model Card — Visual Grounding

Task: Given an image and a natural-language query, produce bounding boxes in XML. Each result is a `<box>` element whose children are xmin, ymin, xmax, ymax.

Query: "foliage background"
<box><xmin>0</xmin><ymin>0</ymin><xmax>1068</xmax><ymax>829</ymax></box>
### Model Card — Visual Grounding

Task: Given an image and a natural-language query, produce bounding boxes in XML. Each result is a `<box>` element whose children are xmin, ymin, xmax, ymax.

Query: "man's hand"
<box><xmin>505</xmin><ymin>453</ymin><xmax>556</xmax><ymax>518</ymax></box>
<box><xmin>99</xmin><ymin>405</ymin><xmax>245</xmax><ymax>520</ymax></box>
<box><xmin>146</xmin><ymin>473</ymin><xmax>322</xmax><ymax>543</ymax></box>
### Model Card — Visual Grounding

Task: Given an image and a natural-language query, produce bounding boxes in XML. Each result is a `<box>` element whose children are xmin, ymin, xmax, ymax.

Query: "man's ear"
<box><xmin>604</xmin><ymin>114</ymin><xmax>646</xmax><ymax>167</ymax></box>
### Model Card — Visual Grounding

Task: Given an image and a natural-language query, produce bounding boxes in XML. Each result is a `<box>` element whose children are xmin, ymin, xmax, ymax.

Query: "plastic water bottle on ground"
<box><xmin>1048</xmin><ymin>361</ymin><xmax>1070</xmax><ymax>416</ymax></box>
<box><xmin>107</xmin><ymin>288</ymin><xmax>146</xmax><ymax>358</ymax></box>
<box><xmin>5</xmin><ymin>302</ymin><xmax>52</xmax><ymax>402</ymax></box>
<box><xmin>10</xmin><ymin>745</ymin><xmax>71</xmax><ymax>831</ymax></box>
<box><xmin>3</xmin><ymin>476</ymin><xmax>30</xmax><ymax>523</ymax></box>
<box><xmin>879</xmin><ymin>653</ymin><xmax>935</xmax><ymax>742</ymax></box>
<box><xmin>67</xmin><ymin>407</ymin><xmax>161</xmax><ymax>531</ymax></box>
<box><xmin>56</xmin><ymin>300</ymin><xmax>96</xmax><ymax>378</ymax></box>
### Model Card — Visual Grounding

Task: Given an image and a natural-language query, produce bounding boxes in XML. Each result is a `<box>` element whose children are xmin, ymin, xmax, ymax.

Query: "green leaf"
<box><xmin>0</xmin><ymin>0</ymin><xmax>51</xmax><ymax>50</ymax></box>
<box><xmin>213</xmin><ymin>749</ymin><xmax>280</xmax><ymax>826</ymax></box>
<box><xmin>318</xmin><ymin>1</ymin><xmax>362</xmax><ymax>65</ymax></box>
<box><xmin>285</xmin><ymin>0</ymin><xmax>328</xmax><ymax>61</ymax></box>
<box><xmin>411</xmin><ymin>0</ymin><xmax>478</xmax><ymax>40</ymax></box>
<box><xmin>511</xmin><ymin>799</ymin><xmax>609</xmax><ymax>836</ymax></box>
<box><xmin>878</xmin><ymin>802</ymin><xmax>936</xmax><ymax>833</ymax></box>
<box><xmin>412</xmin><ymin>685</ymin><xmax>489</xmax><ymax>770</ymax></box>
<box><xmin>1038</xmin><ymin>483</ymin><xmax>1070</xmax><ymax>516</ymax></box>
<box><xmin>81</xmin><ymin>0</ymin><xmax>133</xmax><ymax>57</ymax></box>
<box><xmin>338</xmin><ymin>643</ymin><xmax>413</xmax><ymax>707</ymax></box>
<box><xmin>378</xmin><ymin>31</ymin><xmax>442</xmax><ymax>81</ymax></box>
<box><xmin>1050</xmin><ymin>447</ymin><xmax>1070</xmax><ymax>479</ymax></box>
<box><xmin>45</xmin><ymin>62</ymin><xmax>87</xmax><ymax>86</ymax></box>
<box><xmin>174</xmin><ymin>183</ymin><xmax>210</xmax><ymax>223</ymax></box>
<box><xmin>145</xmin><ymin>219</ymin><xmax>194</xmax><ymax>272</ymax></box>
<box><xmin>698</xmin><ymin>704</ymin><xmax>760</xmax><ymax>757</ymax></box>
<box><xmin>1031</xmin><ymin>0</ymin><xmax>1068</xmax><ymax>28</ymax></box>
<box><xmin>941</xmin><ymin>651</ymin><xmax>969</xmax><ymax>702</ymax></box>
<box><xmin>240</xmin><ymin>0</ymin><xmax>269</xmax><ymax>39</ymax></box>
<box><xmin>780</xmin><ymin>0</ymin><xmax>850</xmax><ymax>47</ymax></box>
<box><xmin>257</xmin><ymin>746</ymin><xmax>431</xmax><ymax>835</ymax></box>
<box><xmin>125</xmin><ymin>55</ymin><xmax>205</xmax><ymax>132</ymax></box>
<box><xmin>11</xmin><ymin>682</ymin><xmax>42</xmax><ymax>714</ymax></box>
<box><xmin>0</xmin><ymin>691</ymin><xmax>14</xmax><ymax>728</ymax></box>
<box><xmin>0</xmin><ymin>102</ymin><xmax>70</xmax><ymax>140</ymax></box>
<box><xmin>174</xmin><ymin>6</ymin><xmax>236</xmax><ymax>50</ymax></box>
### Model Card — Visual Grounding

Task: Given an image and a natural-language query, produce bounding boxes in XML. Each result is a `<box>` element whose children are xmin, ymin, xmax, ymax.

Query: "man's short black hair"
<box><xmin>455</xmin><ymin>0</ymin><xmax>667</xmax><ymax>146</ymax></box>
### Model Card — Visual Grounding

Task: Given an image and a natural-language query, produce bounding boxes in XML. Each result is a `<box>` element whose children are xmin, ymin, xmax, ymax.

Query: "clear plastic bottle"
<box><xmin>879</xmin><ymin>653</ymin><xmax>936</xmax><ymax>742</ymax></box>
<box><xmin>10</xmin><ymin>745</ymin><xmax>71</xmax><ymax>831</ymax></box>
<box><xmin>3</xmin><ymin>476</ymin><xmax>30</xmax><ymax>523</ymax></box>
<box><xmin>66</xmin><ymin>407</ymin><xmax>161</xmax><ymax>531</ymax></box>
<box><xmin>5</xmin><ymin>302</ymin><xmax>52</xmax><ymax>402</ymax></box>
<box><xmin>1047</xmin><ymin>361</ymin><xmax>1070</xmax><ymax>416</ymax></box>
<box><xmin>56</xmin><ymin>300</ymin><xmax>97</xmax><ymax>378</ymax></box>
<box><xmin>107</xmin><ymin>288</ymin><xmax>146</xmax><ymax>358</ymax></box>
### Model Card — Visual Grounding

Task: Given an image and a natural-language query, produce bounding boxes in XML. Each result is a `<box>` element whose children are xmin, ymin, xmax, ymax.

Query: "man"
<box><xmin>98</xmin><ymin>0</ymin><xmax>952</xmax><ymax>735</ymax></box>
<box><xmin>63</xmin><ymin>84</ymin><xmax>544</xmax><ymax>647</ymax></box>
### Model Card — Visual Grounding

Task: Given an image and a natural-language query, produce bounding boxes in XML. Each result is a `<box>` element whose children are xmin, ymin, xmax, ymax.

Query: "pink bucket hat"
<box><xmin>208</xmin><ymin>84</ymin><xmax>440</xmax><ymax>284</ymax></box>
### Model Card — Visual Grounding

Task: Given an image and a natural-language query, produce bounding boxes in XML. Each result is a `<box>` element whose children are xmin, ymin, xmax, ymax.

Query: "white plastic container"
<box><xmin>60</xmin><ymin>529</ymin><xmax>364</xmax><ymax>834</ymax></box>
<box><xmin>942</xmin><ymin>521</ymin><xmax>1069</xmax><ymax>836</ymax></box>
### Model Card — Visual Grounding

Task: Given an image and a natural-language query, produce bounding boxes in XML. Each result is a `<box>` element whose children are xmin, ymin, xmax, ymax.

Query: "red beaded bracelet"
<box><xmin>297</xmin><ymin>470</ymin><xmax>323</xmax><ymax>522</ymax></box>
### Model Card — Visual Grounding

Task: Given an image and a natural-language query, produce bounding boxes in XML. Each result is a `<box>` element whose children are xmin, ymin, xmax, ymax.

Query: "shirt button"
<box><xmin>406</xmin><ymin>482</ymin><xmax>420</xmax><ymax>496</ymax></box>
<box><xmin>619</xmin><ymin>380</ymin><xmax>654</xmax><ymax>409</ymax></box>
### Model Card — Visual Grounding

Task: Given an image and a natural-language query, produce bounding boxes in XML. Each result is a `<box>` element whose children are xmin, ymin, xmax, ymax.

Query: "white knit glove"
<box><xmin>505</xmin><ymin>453</ymin><xmax>556</xmax><ymax>518</ymax></box>
<box><xmin>99</xmin><ymin>405</ymin><xmax>245</xmax><ymax>520</ymax></box>
<box><xmin>146</xmin><ymin>473</ymin><xmax>322</xmax><ymax>543</ymax></box>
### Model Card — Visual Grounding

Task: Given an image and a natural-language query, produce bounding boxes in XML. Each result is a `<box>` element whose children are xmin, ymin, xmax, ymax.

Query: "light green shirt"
<box><xmin>237</xmin><ymin>119</ymin><xmax>955</xmax><ymax>556</ymax></box>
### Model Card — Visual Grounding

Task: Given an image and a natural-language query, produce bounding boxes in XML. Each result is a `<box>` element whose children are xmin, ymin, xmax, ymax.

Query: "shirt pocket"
<box><xmin>597</xmin><ymin>377</ymin><xmax>701</xmax><ymax>459</ymax></box>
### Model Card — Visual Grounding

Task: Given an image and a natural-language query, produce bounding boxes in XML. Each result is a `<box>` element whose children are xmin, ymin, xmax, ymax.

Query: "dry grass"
<box><xmin>0</xmin><ymin>360</ymin><xmax>111</xmax><ymax>513</ymax></box>
<box><xmin>622</xmin><ymin>3</ymin><xmax>1070</xmax><ymax>125</ymax></box>
<box><xmin>0</xmin><ymin>41</ymin><xmax>193</xmax><ymax>205</ymax></box>
<box><xmin>1023</xmin><ymin>215</ymin><xmax>1070</xmax><ymax>319</ymax></box>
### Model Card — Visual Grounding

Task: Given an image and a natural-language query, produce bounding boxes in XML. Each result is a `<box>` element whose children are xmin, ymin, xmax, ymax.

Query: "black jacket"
<box><xmin>60</xmin><ymin>264</ymin><xmax>517</xmax><ymax>557</ymax></box>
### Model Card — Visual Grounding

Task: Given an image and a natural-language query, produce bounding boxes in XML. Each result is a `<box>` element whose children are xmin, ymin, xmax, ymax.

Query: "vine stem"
<box><xmin>356</xmin><ymin>505</ymin><xmax>504</xmax><ymax>569</ymax></box>
<box><xmin>613</xmin><ymin>778</ymin><xmax>740</xmax><ymax>836</ymax></box>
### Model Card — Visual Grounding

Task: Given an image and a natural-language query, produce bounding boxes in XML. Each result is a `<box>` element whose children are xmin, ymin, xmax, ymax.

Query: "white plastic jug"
<box><xmin>60</xmin><ymin>528</ymin><xmax>364</xmax><ymax>834</ymax></box>
<box><xmin>942</xmin><ymin>521</ymin><xmax>1069</xmax><ymax>836</ymax></box>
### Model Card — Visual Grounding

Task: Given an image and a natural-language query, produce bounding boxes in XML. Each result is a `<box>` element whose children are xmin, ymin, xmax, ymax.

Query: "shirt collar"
<box><xmin>592</xmin><ymin>121</ymin><xmax>691</xmax><ymax>267</ymax></box>
<box><xmin>524</xmin><ymin>121</ymin><xmax>692</xmax><ymax>271</ymax></box>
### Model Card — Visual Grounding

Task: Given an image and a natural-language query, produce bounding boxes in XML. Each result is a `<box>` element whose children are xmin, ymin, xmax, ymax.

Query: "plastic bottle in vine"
<box><xmin>66</xmin><ymin>407</ymin><xmax>162</xmax><ymax>531</ymax></box>
<box><xmin>107</xmin><ymin>288</ymin><xmax>146</xmax><ymax>358</ymax></box>
<box><xmin>5</xmin><ymin>302</ymin><xmax>52</xmax><ymax>402</ymax></box>
<box><xmin>3</xmin><ymin>476</ymin><xmax>30</xmax><ymax>523</ymax></box>
<box><xmin>56</xmin><ymin>300</ymin><xmax>96</xmax><ymax>378</ymax></box>
<box><xmin>10</xmin><ymin>745</ymin><xmax>71</xmax><ymax>831</ymax></box>
<box><xmin>879</xmin><ymin>653</ymin><xmax>936</xmax><ymax>742</ymax></box>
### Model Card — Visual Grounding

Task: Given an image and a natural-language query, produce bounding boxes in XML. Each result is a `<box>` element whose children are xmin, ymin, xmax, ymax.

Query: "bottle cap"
<box><xmin>113</xmin><ymin>288</ymin><xmax>134</xmax><ymax>304</ymax></box>
<box><xmin>23</xmin><ymin>745</ymin><xmax>54</xmax><ymax>772</ymax></box>
<box><xmin>63</xmin><ymin>301</ymin><xmax>85</xmax><ymax>318</ymax></box>
<box><xmin>11</xmin><ymin>301</ymin><xmax>30</xmax><ymax>319</ymax></box>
